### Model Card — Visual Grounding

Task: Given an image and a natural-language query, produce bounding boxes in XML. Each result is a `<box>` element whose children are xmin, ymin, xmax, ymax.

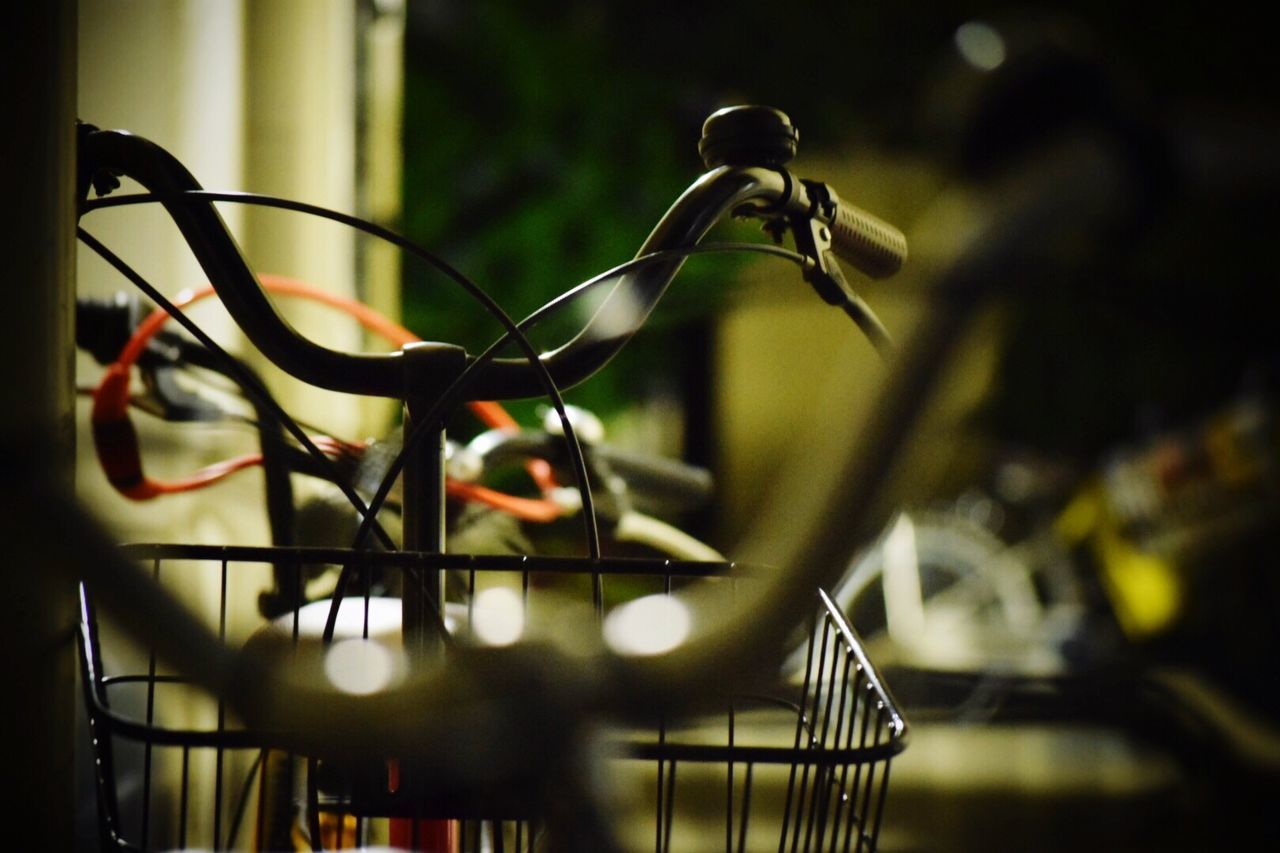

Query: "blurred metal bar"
<box><xmin>2</xmin><ymin>2</ymin><xmax>77</xmax><ymax>846</ymax></box>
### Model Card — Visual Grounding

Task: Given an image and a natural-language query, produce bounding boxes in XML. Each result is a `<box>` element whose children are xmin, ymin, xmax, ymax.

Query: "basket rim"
<box><xmin>818</xmin><ymin>588</ymin><xmax>909</xmax><ymax>745</ymax></box>
<box><xmin>117</xmin><ymin>541</ymin><xmax>758</xmax><ymax>578</ymax></box>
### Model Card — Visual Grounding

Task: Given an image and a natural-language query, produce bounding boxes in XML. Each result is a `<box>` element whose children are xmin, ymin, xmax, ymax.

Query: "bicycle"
<box><xmin>71</xmin><ymin>105</ymin><xmax>913</xmax><ymax>851</ymax></box>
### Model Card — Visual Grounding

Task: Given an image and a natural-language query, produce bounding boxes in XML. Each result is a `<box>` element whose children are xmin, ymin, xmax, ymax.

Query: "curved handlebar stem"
<box><xmin>470</xmin><ymin>166</ymin><xmax>792</xmax><ymax>399</ymax></box>
<box><xmin>78</xmin><ymin>128</ymin><xmax>406</xmax><ymax>397</ymax></box>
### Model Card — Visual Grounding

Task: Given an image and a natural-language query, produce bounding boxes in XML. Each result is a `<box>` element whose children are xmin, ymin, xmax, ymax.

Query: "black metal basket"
<box><xmin>79</xmin><ymin>544</ymin><xmax>907</xmax><ymax>852</ymax></box>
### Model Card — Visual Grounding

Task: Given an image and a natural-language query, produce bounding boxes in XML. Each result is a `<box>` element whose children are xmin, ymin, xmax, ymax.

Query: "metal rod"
<box><xmin>214</xmin><ymin>559</ymin><xmax>229</xmax><ymax>851</ymax></box>
<box><xmin>737</xmin><ymin>763</ymin><xmax>753</xmax><ymax>853</ymax></box>
<box><xmin>726</xmin><ymin>702</ymin><xmax>735</xmax><ymax>853</ymax></box>
<box><xmin>180</xmin><ymin>746</ymin><xmax>190</xmax><ymax>849</ymax></box>
<box><xmin>401</xmin><ymin>342</ymin><xmax>466</xmax><ymax>656</ymax></box>
<box><xmin>141</xmin><ymin>559</ymin><xmax>160</xmax><ymax>848</ymax></box>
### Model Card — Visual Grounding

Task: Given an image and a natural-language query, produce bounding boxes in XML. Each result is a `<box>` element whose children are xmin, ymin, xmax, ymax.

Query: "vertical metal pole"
<box><xmin>2</xmin><ymin>2</ymin><xmax>77</xmax><ymax>847</ymax></box>
<box><xmin>399</xmin><ymin>342</ymin><xmax>467</xmax><ymax>655</ymax></box>
<box><xmin>397</xmin><ymin>342</ymin><xmax>465</xmax><ymax>850</ymax></box>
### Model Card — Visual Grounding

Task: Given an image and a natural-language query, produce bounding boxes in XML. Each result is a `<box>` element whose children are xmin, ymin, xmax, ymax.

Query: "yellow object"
<box><xmin>1095</xmin><ymin>524</ymin><xmax>1182</xmax><ymax>638</ymax></box>
<box><xmin>1054</xmin><ymin>481</ymin><xmax>1182</xmax><ymax>639</ymax></box>
<box><xmin>290</xmin><ymin>812</ymin><xmax>359</xmax><ymax>851</ymax></box>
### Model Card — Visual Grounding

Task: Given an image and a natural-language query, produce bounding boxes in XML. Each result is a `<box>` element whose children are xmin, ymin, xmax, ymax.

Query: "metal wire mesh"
<box><xmin>79</xmin><ymin>545</ymin><xmax>906</xmax><ymax>851</ymax></box>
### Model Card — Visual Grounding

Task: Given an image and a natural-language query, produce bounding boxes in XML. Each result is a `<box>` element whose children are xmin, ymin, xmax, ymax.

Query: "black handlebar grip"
<box><xmin>830</xmin><ymin>201</ymin><xmax>908</xmax><ymax>280</ymax></box>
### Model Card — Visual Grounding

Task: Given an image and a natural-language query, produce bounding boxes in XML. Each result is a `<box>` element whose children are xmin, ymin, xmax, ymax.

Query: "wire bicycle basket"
<box><xmin>80</xmin><ymin>543</ymin><xmax>907</xmax><ymax>852</ymax></box>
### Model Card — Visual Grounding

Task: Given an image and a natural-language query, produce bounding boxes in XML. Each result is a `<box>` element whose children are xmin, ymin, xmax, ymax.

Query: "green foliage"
<box><xmin>401</xmin><ymin>3</ymin><xmax>732</xmax><ymax>418</ymax></box>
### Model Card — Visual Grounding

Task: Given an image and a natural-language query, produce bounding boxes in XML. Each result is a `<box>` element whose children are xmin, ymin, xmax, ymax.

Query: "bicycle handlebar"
<box><xmin>78</xmin><ymin>128</ymin><xmax>407</xmax><ymax>397</ymax></box>
<box><xmin>78</xmin><ymin>116</ymin><xmax>906</xmax><ymax>402</ymax></box>
<box><xmin>830</xmin><ymin>197</ymin><xmax>909</xmax><ymax>280</ymax></box>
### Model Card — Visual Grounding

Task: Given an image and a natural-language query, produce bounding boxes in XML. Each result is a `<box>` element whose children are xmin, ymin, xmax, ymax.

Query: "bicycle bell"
<box><xmin>699</xmin><ymin>105</ymin><xmax>799</xmax><ymax>169</ymax></box>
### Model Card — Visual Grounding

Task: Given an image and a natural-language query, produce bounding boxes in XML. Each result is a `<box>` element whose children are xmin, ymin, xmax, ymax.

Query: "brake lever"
<box><xmin>790</xmin><ymin>204</ymin><xmax>859</xmax><ymax>308</ymax></box>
